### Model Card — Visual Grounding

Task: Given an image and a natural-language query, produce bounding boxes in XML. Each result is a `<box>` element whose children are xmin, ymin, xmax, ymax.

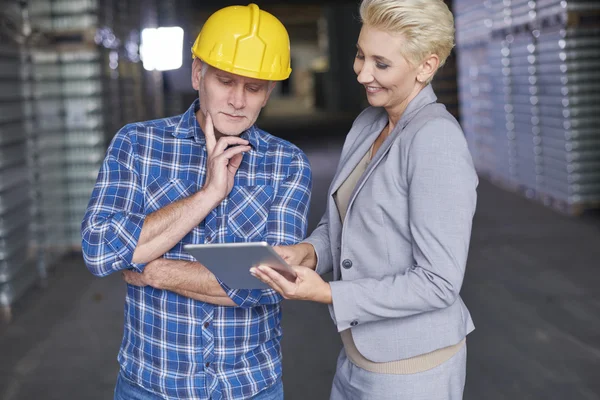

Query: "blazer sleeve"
<box><xmin>329</xmin><ymin>118</ymin><xmax>478</xmax><ymax>331</ymax></box>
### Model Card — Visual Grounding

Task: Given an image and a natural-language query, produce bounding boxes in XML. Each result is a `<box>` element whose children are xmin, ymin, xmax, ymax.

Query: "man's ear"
<box><xmin>191</xmin><ymin>58</ymin><xmax>202</xmax><ymax>90</ymax></box>
<box><xmin>417</xmin><ymin>54</ymin><xmax>440</xmax><ymax>84</ymax></box>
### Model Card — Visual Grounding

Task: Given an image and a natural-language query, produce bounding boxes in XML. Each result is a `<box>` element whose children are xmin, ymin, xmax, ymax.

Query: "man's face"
<box><xmin>192</xmin><ymin>59</ymin><xmax>274</xmax><ymax>136</ymax></box>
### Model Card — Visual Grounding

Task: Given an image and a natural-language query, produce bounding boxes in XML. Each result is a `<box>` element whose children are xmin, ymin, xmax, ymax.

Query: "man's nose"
<box><xmin>228</xmin><ymin>85</ymin><xmax>245</xmax><ymax>109</ymax></box>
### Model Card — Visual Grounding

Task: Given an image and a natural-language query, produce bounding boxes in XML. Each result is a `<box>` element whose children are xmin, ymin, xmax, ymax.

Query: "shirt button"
<box><xmin>206</xmin><ymin>235</ymin><xmax>212</xmax><ymax>242</ymax></box>
<box><xmin>350</xmin><ymin>320</ymin><xmax>358</xmax><ymax>327</ymax></box>
<box><xmin>203</xmin><ymin>322</ymin><xmax>210</xmax><ymax>328</ymax></box>
<box><xmin>205</xmin><ymin>362</ymin><xmax>210</xmax><ymax>368</ymax></box>
<box><xmin>342</xmin><ymin>259</ymin><xmax>353</xmax><ymax>269</ymax></box>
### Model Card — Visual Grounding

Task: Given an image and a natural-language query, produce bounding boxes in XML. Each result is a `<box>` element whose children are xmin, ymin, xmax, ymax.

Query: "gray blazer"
<box><xmin>304</xmin><ymin>85</ymin><xmax>477</xmax><ymax>363</ymax></box>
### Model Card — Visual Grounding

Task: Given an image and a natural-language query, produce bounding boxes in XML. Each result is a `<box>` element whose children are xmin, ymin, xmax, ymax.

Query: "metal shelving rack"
<box><xmin>535</xmin><ymin>26</ymin><xmax>600</xmax><ymax>206</ymax></box>
<box><xmin>0</xmin><ymin>3</ymin><xmax>37</xmax><ymax>321</ymax></box>
<box><xmin>24</xmin><ymin>47</ymin><xmax>71</xmax><ymax>266</ymax></box>
<box><xmin>456</xmin><ymin>0</ymin><xmax>600</xmax><ymax>214</ymax></box>
<box><xmin>456</xmin><ymin>0</ymin><xmax>495</xmax><ymax>179</ymax></box>
<box><xmin>0</xmin><ymin>0</ymin><xmax>157</xmax><ymax>321</ymax></box>
<box><xmin>24</xmin><ymin>0</ymin><xmax>151</xmax><ymax>252</ymax></box>
<box><xmin>25</xmin><ymin>1</ymin><xmax>105</xmax><ymax>253</ymax></box>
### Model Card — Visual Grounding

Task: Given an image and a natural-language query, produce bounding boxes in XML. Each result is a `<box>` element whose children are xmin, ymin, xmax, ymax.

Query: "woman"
<box><xmin>251</xmin><ymin>0</ymin><xmax>477</xmax><ymax>398</ymax></box>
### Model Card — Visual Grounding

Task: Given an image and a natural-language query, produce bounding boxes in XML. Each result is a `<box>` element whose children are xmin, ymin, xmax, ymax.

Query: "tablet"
<box><xmin>183</xmin><ymin>242</ymin><xmax>296</xmax><ymax>290</ymax></box>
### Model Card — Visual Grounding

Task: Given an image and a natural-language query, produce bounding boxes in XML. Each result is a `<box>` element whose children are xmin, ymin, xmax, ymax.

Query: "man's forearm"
<box><xmin>145</xmin><ymin>258</ymin><xmax>235</xmax><ymax>306</ymax></box>
<box><xmin>132</xmin><ymin>189</ymin><xmax>221</xmax><ymax>264</ymax></box>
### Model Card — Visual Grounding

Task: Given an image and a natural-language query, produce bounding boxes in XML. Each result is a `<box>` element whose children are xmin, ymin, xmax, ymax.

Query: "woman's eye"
<box><xmin>376</xmin><ymin>62</ymin><xmax>389</xmax><ymax>70</ymax></box>
<box><xmin>355</xmin><ymin>53</ymin><xmax>365</xmax><ymax>60</ymax></box>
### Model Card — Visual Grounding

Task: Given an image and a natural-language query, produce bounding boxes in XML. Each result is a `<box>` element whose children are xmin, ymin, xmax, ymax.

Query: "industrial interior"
<box><xmin>0</xmin><ymin>0</ymin><xmax>599</xmax><ymax>398</ymax></box>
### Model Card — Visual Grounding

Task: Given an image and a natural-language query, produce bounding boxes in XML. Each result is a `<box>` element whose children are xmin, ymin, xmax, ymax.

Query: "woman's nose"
<box><xmin>356</xmin><ymin>64</ymin><xmax>373</xmax><ymax>84</ymax></box>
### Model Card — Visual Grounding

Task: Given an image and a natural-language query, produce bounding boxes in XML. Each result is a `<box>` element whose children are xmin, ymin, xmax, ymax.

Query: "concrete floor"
<box><xmin>1</xmin><ymin>125</ymin><xmax>600</xmax><ymax>399</ymax></box>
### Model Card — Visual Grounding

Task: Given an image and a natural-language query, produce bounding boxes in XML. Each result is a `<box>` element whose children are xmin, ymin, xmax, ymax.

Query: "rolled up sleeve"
<box><xmin>81</xmin><ymin>126</ymin><xmax>147</xmax><ymax>276</ymax></box>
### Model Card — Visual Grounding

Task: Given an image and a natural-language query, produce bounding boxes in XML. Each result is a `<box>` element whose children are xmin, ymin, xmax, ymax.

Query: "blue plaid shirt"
<box><xmin>81</xmin><ymin>100</ymin><xmax>312</xmax><ymax>399</ymax></box>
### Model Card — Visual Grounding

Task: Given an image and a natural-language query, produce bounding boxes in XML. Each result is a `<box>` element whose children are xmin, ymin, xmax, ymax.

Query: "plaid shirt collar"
<box><xmin>172</xmin><ymin>98</ymin><xmax>263</xmax><ymax>154</ymax></box>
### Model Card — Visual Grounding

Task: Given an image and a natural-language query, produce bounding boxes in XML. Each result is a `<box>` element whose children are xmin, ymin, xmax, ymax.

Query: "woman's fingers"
<box><xmin>260</xmin><ymin>266</ymin><xmax>296</xmax><ymax>290</ymax></box>
<box><xmin>252</xmin><ymin>266</ymin><xmax>298</xmax><ymax>296</ymax></box>
<box><xmin>251</xmin><ymin>267</ymin><xmax>285</xmax><ymax>295</ymax></box>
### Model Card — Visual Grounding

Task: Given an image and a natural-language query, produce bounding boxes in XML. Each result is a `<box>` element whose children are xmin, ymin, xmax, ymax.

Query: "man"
<box><xmin>81</xmin><ymin>4</ymin><xmax>312</xmax><ymax>399</ymax></box>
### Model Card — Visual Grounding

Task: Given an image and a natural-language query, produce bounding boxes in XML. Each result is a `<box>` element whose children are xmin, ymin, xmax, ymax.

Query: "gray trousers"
<box><xmin>330</xmin><ymin>345</ymin><xmax>467</xmax><ymax>400</ymax></box>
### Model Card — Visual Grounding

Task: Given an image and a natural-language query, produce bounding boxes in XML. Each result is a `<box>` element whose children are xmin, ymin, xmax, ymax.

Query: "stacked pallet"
<box><xmin>456</xmin><ymin>0</ymin><xmax>600</xmax><ymax>214</ymax></box>
<box><xmin>455</xmin><ymin>0</ymin><xmax>495</xmax><ymax>179</ymax></box>
<box><xmin>0</xmin><ymin>6</ymin><xmax>36</xmax><ymax>321</ymax></box>
<box><xmin>0</xmin><ymin>0</ymin><xmax>158</xmax><ymax>320</ymax></box>
<box><xmin>25</xmin><ymin>0</ymin><xmax>149</xmax><ymax>252</ymax></box>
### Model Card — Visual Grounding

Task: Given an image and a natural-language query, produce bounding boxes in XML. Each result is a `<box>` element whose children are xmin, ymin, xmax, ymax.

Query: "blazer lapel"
<box><xmin>330</xmin><ymin>114</ymin><xmax>387</xmax><ymax>196</ymax></box>
<box><xmin>345</xmin><ymin>86</ymin><xmax>438</xmax><ymax>211</ymax></box>
<box><xmin>344</xmin><ymin>123</ymin><xmax>400</xmax><ymax>209</ymax></box>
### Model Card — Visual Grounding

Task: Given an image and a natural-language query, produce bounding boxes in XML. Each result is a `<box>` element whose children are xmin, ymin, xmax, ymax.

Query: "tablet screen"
<box><xmin>184</xmin><ymin>242</ymin><xmax>296</xmax><ymax>290</ymax></box>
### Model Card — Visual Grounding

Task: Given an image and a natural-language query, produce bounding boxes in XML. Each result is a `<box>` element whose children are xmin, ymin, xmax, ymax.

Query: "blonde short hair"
<box><xmin>359</xmin><ymin>0</ymin><xmax>455</xmax><ymax>79</ymax></box>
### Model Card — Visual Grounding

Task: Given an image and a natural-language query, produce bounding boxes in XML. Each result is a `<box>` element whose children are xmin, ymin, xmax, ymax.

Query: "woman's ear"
<box><xmin>191</xmin><ymin>58</ymin><xmax>202</xmax><ymax>90</ymax></box>
<box><xmin>417</xmin><ymin>54</ymin><xmax>440</xmax><ymax>83</ymax></box>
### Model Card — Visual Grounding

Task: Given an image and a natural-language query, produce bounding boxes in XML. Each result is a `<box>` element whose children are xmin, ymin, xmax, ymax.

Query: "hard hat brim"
<box><xmin>193</xmin><ymin>53</ymin><xmax>292</xmax><ymax>81</ymax></box>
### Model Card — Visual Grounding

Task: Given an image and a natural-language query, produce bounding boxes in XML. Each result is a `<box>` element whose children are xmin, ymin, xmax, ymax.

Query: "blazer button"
<box><xmin>350</xmin><ymin>320</ymin><xmax>358</xmax><ymax>327</ymax></box>
<box><xmin>342</xmin><ymin>259</ymin><xmax>353</xmax><ymax>269</ymax></box>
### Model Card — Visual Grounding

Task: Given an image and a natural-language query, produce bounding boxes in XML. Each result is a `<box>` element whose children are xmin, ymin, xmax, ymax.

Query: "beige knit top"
<box><xmin>332</xmin><ymin>146</ymin><xmax>465</xmax><ymax>374</ymax></box>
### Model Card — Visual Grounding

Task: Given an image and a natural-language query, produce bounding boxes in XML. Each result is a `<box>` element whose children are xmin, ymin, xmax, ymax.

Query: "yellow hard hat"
<box><xmin>191</xmin><ymin>3</ymin><xmax>291</xmax><ymax>81</ymax></box>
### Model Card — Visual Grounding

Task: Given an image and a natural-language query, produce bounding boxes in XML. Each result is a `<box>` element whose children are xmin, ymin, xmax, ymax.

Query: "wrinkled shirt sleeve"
<box><xmin>81</xmin><ymin>125</ymin><xmax>147</xmax><ymax>277</ymax></box>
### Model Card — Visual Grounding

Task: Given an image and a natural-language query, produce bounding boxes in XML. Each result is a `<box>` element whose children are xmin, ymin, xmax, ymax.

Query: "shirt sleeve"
<box><xmin>81</xmin><ymin>125</ymin><xmax>148</xmax><ymax>277</ymax></box>
<box><xmin>227</xmin><ymin>149</ymin><xmax>313</xmax><ymax>308</ymax></box>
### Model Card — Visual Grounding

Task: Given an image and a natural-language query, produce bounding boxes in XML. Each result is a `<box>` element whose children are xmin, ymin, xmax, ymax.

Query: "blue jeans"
<box><xmin>114</xmin><ymin>371</ymin><xmax>284</xmax><ymax>399</ymax></box>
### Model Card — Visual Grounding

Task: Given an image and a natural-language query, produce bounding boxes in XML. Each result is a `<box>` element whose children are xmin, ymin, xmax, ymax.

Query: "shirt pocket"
<box><xmin>144</xmin><ymin>174</ymin><xmax>198</xmax><ymax>213</ymax></box>
<box><xmin>227</xmin><ymin>185</ymin><xmax>274</xmax><ymax>240</ymax></box>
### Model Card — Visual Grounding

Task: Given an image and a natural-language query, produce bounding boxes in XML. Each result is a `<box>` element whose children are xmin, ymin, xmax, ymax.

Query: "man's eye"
<box><xmin>220</xmin><ymin>80</ymin><xmax>233</xmax><ymax>85</ymax></box>
<box><xmin>247</xmin><ymin>86</ymin><xmax>259</xmax><ymax>93</ymax></box>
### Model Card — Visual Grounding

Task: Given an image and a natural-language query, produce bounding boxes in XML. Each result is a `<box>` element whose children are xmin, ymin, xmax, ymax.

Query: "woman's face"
<box><xmin>353</xmin><ymin>25</ymin><xmax>423</xmax><ymax>116</ymax></box>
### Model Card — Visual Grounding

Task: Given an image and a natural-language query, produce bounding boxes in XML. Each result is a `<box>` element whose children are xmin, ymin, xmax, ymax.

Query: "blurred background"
<box><xmin>0</xmin><ymin>0</ymin><xmax>599</xmax><ymax>399</ymax></box>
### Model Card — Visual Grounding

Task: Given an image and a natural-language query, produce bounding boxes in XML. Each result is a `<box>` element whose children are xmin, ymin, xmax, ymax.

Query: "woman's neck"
<box><xmin>385</xmin><ymin>83</ymin><xmax>425</xmax><ymax>132</ymax></box>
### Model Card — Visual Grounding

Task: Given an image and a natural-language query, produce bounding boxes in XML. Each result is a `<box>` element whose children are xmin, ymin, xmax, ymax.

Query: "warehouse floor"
<box><xmin>1</xmin><ymin>122</ymin><xmax>599</xmax><ymax>400</ymax></box>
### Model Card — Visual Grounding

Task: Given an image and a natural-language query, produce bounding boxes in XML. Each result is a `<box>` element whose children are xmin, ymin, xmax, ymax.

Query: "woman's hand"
<box><xmin>273</xmin><ymin>243</ymin><xmax>317</xmax><ymax>270</ymax></box>
<box><xmin>250</xmin><ymin>265</ymin><xmax>332</xmax><ymax>304</ymax></box>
